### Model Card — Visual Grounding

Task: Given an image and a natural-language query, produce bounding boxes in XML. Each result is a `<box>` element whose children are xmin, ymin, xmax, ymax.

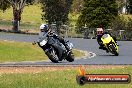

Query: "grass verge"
<box><xmin>0</xmin><ymin>40</ymin><xmax>85</xmax><ymax>63</ymax></box>
<box><xmin>0</xmin><ymin>65</ymin><xmax>131</xmax><ymax>88</ymax></box>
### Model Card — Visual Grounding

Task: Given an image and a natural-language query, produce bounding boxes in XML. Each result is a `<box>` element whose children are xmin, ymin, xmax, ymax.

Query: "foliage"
<box><xmin>116</xmin><ymin>0</ymin><xmax>126</xmax><ymax>13</ymax></box>
<box><xmin>110</xmin><ymin>16</ymin><xmax>127</xmax><ymax>31</ymax></box>
<box><xmin>128</xmin><ymin>0</ymin><xmax>132</xmax><ymax>14</ymax></box>
<box><xmin>0</xmin><ymin>0</ymin><xmax>35</xmax><ymax>12</ymax></box>
<box><xmin>110</xmin><ymin>16</ymin><xmax>132</xmax><ymax>40</ymax></box>
<box><xmin>0</xmin><ymin>0</ymin><xmax>11</xmax><ymax>11</ymax></box>
<box><xmin>76</xmin><ymin>0</ymin><xmax>118</xmax><ymax>33</ymax></box>
<box><xmin>40</xmin><ymin>0</ymin><xmax>73</xmax><ymax>35</ymax></box>
<box><xmin>125</xmin><ymin>17</ymin><xmax>132</xmax><ymax>39</ymax></box>
<box><xmin>70</xmin><ymin>0</ymin><xmax>83</xmax><ymax>14</ymax></box>
<box><xmin>40</xmin><ymin>0</ymin><xmax>73</xmax><ymax>24</ymax></box>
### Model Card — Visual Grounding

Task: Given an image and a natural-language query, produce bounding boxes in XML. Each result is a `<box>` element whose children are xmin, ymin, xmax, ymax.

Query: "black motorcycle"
<box><xmin>33</xmin><ymin>33</ymin><xmax>74</xmax><ymax>63</ymax></box>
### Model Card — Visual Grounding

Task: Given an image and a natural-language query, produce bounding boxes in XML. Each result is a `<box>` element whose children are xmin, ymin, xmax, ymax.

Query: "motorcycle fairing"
<box><xmin>101</xmin><ymin>34</ymin><xmax>112</xmax><ymax>44</ymax></box>
<box><xmin>47</xmin><ymin>37</ymin><xmax>66</xmax><ymax>58</ymax></box>
<box><xmin>101</xmin><ymin>34</ymin><xmax>119</xmax><ymax>54</ymax></box>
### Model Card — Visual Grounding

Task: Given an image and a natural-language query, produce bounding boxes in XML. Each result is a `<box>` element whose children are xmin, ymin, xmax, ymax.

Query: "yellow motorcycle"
<box><xmin>101</xmin><ymin>34</ymin><xmax>119</xmax><ymax>56</ymax></box>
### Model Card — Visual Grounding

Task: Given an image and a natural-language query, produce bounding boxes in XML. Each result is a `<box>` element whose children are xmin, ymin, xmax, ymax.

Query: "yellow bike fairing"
<box><xmin>101</xmin><ymin>34</ymin><xmax>113</xmax><ymax>44</ymax></box>
<box><xmin>101</xmin><ymin>34</ymin><xmax>119</xmax><ymax>55</ymax></box>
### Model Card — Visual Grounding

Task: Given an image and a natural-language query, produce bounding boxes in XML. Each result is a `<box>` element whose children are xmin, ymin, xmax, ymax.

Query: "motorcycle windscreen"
<box><xmin>101</xmin><ymin>34</ymin><xmax>112</xmax><ymax>44</ymax></box>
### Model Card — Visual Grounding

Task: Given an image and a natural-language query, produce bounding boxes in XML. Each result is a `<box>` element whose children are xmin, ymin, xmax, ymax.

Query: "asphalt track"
<box><xmin>0</xmin><ymin>32</ymin><xmax>132</xmax><ymax>66</ymax></box>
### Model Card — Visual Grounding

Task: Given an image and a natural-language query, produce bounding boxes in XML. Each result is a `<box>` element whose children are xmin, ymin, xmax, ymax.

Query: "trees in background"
<box><xmin>0</xmin><ymin>0</ymin><xmax>73</xmax><ymax>34</ymax></box>
<box><xmin>127</xmin><ymin>0</ymin><xmax>132</xmax><ymax>14</ymax></box>
<box><xmin>76</xmin><ymin>0</ymin><xmax>118</xmax><ymax>33</ymax></box>
<box><xmin>0</xmin><ymin>0</ymin><xmax>10</xmax><ymax>11</ymax></box>
<box><xmin>40</xmin><ymin>0</ymin><xmax>73</xmax><ymax>35</ymax></box>
<box><xmin>116</xmin><ymin>0</ymin><xmax>132</xmax><ymax>14</ymax></box>
<box><xmin>0</xmin><ymin>0</ymin><xmax>132</xmax><ymax>39</ymax></box>
<box><xmin>70</xmin><ymin>0</ymin><xmax>83</xmax><ymax>14</ymax></box>
<box><xmin>116</xmin><ymin>0</ymin><xmax>126</xmax><ymax>13</ymax></box>
<box><xmin>110</xmin><ymin>16</ymin><xmax>132</xmax><ymax>40</ymax></box>
<box><xmin>0</xmin><ymin>0</ymin><xmax>34</xmax><ymax>32</ymax></box>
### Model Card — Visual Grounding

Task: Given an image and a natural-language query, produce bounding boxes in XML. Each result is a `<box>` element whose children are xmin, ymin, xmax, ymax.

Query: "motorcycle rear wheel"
<box><xmin>65</xmin><ymin>52</ymin><xmax>74</xmax><ymax>62</ymax></box>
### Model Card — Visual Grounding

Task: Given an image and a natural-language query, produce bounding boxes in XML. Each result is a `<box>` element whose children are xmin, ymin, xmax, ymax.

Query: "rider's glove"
<box><xmin>32</xmin><ymin>41</ymin><xmax>36</xmax><ymax>45</ymax></box>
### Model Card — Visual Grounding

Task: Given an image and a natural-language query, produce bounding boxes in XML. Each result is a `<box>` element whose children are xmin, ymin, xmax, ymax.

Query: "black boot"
<box><xmin>106</xmin><ymin>49</ymin><xmax>109</xmax><ymax>53</ymax></box>
<box><xmin>99</xmin><ymin>46</ymin><xmax>102</xmax><ymax>49</ymax></box>
<box><xmin>99</xmin><ymin>46</ymin><xmax>104</xmax><ymax>49</ymax></box>
<box><xmin>99</xmin><ymin>46</ymin><xmax>107</xmax><ymax>50</ymax></box>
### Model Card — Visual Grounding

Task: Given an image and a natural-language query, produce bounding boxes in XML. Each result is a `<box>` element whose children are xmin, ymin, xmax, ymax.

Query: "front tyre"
<box><xmin>66</xmin><ymin>51</ymin><xmax>74</xmax><ymax>62</ymax></box>
<box><xmin>108</xmin><ymin>44</ymin><xmax>119</xmax><ymax>56</ymax></box>
<box><xmin>45</xmin><ymin>48</ymin><xmax>59</xmax><ymax>63</ymax></box>
<box><xmin>114</xmin><ymin>52</ymin><xmax>119</xmax><ymax>56</ymax></box>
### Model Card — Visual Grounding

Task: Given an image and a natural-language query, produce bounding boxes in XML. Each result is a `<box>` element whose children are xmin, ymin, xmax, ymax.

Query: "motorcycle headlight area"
<box><xmin>68</xmin><ymin>43</ymin><xmax>74</xmax><ymax>49</ymax></box>
<box><xmin>40</xmin><ymin>40</ymin><xmax>47</xmax><ymax>46</ymax></box>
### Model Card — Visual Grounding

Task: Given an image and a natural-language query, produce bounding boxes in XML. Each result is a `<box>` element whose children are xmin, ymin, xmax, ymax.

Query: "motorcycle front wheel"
<box><xmin>108</xmin><ymin>44</ymin><xmax>119</xmax><ymax>56</ymax></box>
<box><xmin>45</xmin><ymin>47</ymin><xmax>59</xmax><ymax>63</ymax></box>
<box><xmin>114</xmin><ymin>51</ymin><xmax>119</xmax><ymax>56</ymax></box>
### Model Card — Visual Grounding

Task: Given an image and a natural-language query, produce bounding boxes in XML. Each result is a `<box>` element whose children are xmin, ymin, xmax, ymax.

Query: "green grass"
<box><xmin>0</xmin><ymin>4</ymin><xmax>43</xmax><ymax>23</ymax></box>
<box><xmin>120</xmin><ymin>14</ymin><xmax>132</xmax><ymax>20</ymax></box>
<box><xmin>0</xmin><ymin>20</ymin><xmax>40</xmax><ymax>30</ymax></box>
<box><xmin>0</xmin><ymin>40</ymin><xmax>46</xmax><ymax>62</ymax></box>
<box><xmin>0</xmin><ymin>40</ymin><xmax>84</xmax><ymax>63</ymax></box>
<box><xmin>0</xmin><ymin>66</ymin><xmax>132</xmax><ymax>88</ymax></box>
<box><xmin>0</xmin><ymin>4</ymin><xmax>43</xmax><ymax>30</ymax></box>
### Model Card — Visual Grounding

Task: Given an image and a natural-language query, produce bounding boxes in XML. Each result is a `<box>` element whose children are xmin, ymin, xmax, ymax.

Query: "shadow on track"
<box><xmin>98</xmin><ymin>54</ymin><xmax>117</xmax><ymax>56</ymax></box>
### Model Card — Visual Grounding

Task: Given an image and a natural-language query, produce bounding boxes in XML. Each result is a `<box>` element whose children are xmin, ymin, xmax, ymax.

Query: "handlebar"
<box><xmin>32</xmin><ymin>41</ymin><xmax>37</xmax><ymax>45</ymax></box>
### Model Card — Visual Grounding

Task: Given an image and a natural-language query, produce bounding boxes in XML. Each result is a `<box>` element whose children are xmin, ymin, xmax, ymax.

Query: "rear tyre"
<box><xmin>66</xmin><ymin>51</ymin><xmax>74</xmax><ymax>62</ymax></box>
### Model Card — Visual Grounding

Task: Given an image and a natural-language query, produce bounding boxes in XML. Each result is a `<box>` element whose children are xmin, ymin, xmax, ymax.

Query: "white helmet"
<box><xmin>40</xmin><ymin>24</ymin><xmax>48</xmax><ymax>32</ymax></box>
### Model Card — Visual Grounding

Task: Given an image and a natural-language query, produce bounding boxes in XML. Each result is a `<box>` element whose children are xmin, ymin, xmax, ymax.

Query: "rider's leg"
<box><xmin>57</xmin><ymin>36</ymin><xmax>70</xmax><ymax>51</ymax></box>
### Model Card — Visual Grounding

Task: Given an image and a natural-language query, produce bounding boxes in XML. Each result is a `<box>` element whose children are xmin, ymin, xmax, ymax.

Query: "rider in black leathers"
<box><xmin>35</xmin><ymin>24</ymin><xmax>70</xmax><ymax>60</ymax></box>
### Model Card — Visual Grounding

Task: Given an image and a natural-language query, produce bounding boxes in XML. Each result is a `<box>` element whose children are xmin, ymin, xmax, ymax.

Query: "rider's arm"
<box><xmin>104</xmin><ymin>32</ymin><xmax>110</xmax><ymax>35</ymax></box>
<box><xmin>38</xmin><ymin>32</ymin><xmax>49</xmax><ymax>42</ymax></box>
<box><xmin>104</xmin><ymin>32</ymin><xmax>117</xmax><ymax>42</ymax></box>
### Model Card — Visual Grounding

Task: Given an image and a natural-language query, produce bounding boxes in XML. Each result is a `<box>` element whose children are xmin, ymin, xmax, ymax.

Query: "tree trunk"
<box><xmin>56</xmin><ymin>21</ymin><xmax>62</xmax><ymax>35</ymax></box>
<box><xmin>12</xmin><ymin>9</ymin><xmax>21</xmax><ymax>32</ymax></box>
